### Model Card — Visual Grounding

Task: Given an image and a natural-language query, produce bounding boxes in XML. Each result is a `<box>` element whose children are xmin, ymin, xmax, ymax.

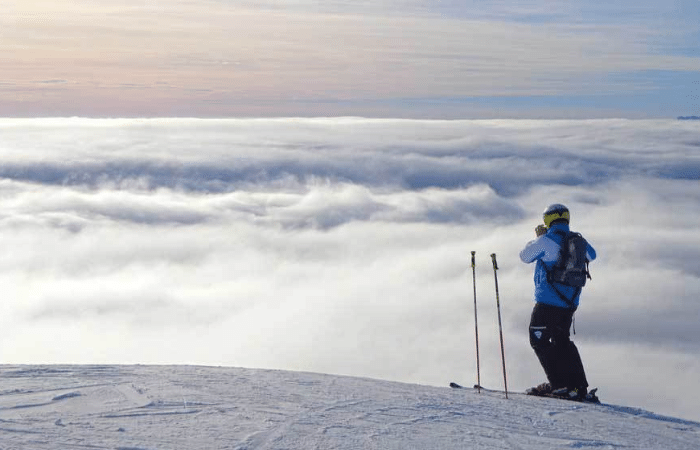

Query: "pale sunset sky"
<box><xmin>2</xmin><ymin>0</ymin><xmax>699</xmax><ymax>118</ymax></box>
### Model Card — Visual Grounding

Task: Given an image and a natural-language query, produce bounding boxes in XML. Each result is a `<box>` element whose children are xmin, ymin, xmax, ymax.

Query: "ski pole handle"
<box><xmin>491</xmin><ymin>253</ymin><xmax>498</xmax><ymax>271</ymax></box>
<box><xmin>471</xmin><ymin>251</ymin><xmax>476</xmax><ymax>268</ymax></box>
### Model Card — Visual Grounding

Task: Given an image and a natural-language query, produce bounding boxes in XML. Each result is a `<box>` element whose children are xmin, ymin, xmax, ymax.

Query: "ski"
<box><xmin>449</xmin><ymin>382</ymin><xmax>507</xmax><ymax>395</ymax></box>
<box><xmin>453</xmin><ymin>381</ymin><xmax>601</xmax><ymax>403</ymax></box>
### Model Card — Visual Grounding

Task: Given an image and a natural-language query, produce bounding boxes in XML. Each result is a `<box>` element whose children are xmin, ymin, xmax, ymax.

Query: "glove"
<box><xmin>535</xmin><ymin>224</ymin><xmax>548</xmax><ymax>237</ymax></box>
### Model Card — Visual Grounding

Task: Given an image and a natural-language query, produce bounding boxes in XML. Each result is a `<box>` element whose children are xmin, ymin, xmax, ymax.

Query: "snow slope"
<box><xmin>0</xmin><ymin>365</ymin><xmax>698</xmax><ymax>449</ymax></box>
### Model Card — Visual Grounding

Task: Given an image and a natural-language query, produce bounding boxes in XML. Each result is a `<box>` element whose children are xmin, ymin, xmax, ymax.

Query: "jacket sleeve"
<box><xmin>586</xmin><ymin>242</ymin><xmax>596</xmax><ymax>262</ymax></box>
<box><xmin>520</xmin><ymin>237</ymin><xmax>545</xmax><ymax>263</ymax></box>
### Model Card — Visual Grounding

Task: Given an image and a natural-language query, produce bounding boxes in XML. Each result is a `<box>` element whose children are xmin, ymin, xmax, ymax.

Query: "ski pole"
<box><xmin>471</xmin><ymin>251</ymin><xmax>481</xmax><ymax>393</ymax></box>
<box><xmin>491</xmin><ymin>253</ymin><xmax>509</xmax><ymax>399</ymax></box>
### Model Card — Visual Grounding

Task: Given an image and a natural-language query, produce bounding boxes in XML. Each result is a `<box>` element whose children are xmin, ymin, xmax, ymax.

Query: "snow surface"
<box><xmin>0</xmin><ymin>365</ymin><xmax>698</xmax><ymax>449</ymax></box>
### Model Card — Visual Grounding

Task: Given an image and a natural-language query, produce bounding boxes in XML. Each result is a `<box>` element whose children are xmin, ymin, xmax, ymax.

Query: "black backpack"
<box><xmin>547</xmin><ymin>230</ymin><xmax>592</xmax><ymax>308</ymax></box>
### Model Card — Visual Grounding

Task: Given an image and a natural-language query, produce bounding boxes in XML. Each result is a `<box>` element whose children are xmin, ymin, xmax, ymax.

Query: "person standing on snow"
<box><xmin>520</xmin><ymin>204</ymin><xmax>596</xmax><ymax>401</ymax></box>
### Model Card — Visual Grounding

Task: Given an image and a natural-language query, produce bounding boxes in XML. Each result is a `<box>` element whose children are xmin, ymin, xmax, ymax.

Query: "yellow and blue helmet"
<box><xmin>543</xmin><ymin>204</ymin><xmax>570</xmax><ymax>228</ymax></box>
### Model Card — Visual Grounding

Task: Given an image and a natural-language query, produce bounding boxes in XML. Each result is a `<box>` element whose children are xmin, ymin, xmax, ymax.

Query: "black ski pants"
<box><xmin>529</xmin><ymin>302</ymin><xmax>588</xmax><ymax>390</ymax></box>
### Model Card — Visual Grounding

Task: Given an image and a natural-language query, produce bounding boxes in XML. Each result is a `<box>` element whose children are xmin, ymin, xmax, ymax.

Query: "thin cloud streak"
<box><xmin>2</xmin><ymin>1</ymin><xmax>699</xmax><ymax>117</ymax></box>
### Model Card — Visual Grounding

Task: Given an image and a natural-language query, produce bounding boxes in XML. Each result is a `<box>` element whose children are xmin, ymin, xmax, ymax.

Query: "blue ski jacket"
<box><xmin>520</xmin><ymin>222</ymin><xmax>596</xmax><ymax>309</ymax></box>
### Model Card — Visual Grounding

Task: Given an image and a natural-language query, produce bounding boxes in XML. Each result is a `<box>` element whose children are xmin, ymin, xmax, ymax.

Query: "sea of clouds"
<box><xmin>1</xmin><ymin>118</ymin><xmax>698</xmax><ymax>420</ymax></box>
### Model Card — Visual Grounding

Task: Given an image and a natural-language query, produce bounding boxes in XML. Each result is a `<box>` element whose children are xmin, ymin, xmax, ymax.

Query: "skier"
<box><xmin>520</xmin><ymin>204</ymin><xmax>596</xmax><ymax>401</ymax></box>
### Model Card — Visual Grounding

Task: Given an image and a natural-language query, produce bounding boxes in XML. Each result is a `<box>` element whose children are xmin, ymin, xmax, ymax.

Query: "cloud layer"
<box><xmin>1</xmin><ymin>118</ymin><xmax>699</xmax><ymax>421</ymax></box>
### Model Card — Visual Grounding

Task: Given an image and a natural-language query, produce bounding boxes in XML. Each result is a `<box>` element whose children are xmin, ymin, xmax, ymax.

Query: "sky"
<box><xmin>1</xmin><ymin>117</ymin><xmax>699</xmax><ymax>423</ymax></box>
<box><xmin>1</xmin><ymin>0</ymin><xmax>699</xmax><ymax>118</ymax></box>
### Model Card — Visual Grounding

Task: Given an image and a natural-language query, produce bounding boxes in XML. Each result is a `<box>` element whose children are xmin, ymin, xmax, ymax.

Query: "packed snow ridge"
<box><xmin>0</xmin><ymin>365</ymin><xmax>698</xmax><ymax>449</ymax></box>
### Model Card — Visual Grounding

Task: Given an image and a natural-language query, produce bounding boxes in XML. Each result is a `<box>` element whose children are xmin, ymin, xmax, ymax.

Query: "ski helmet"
<box><xmin>543</xmin><ymin>204</ymin><xmax>570</xmax><ymax>227</ymax></box>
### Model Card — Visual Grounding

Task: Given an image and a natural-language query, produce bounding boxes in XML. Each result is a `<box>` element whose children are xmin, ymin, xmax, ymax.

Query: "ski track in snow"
<box><xmin>0</xmin><ymin>365</ymin><xmax>698</xmax><ymax>449</ymax></box>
